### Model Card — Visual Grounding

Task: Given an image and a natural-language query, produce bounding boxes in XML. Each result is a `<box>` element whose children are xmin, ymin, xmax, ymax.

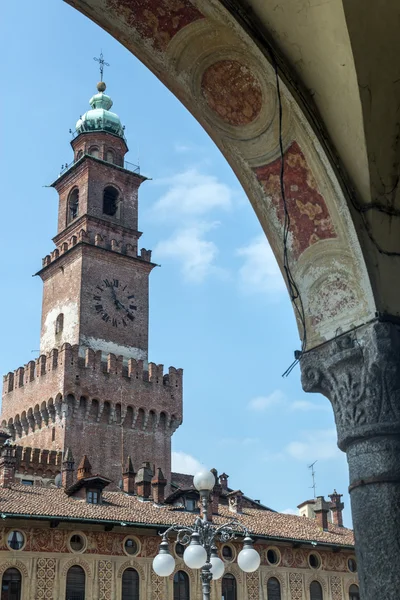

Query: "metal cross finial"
<box><xmin>93</xmin><ymin>51</ymin><xmax>110</xmax><ymax>81</ymax></box>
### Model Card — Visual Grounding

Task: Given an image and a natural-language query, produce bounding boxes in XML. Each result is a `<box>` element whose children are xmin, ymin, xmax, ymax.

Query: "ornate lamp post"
<box><xmin>152</xmin><ymin>469</ymin><xmax>261</xmax><ymax>599</ymax></box>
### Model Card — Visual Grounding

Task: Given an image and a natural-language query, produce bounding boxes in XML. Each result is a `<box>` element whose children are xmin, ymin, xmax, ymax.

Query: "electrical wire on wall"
<box><xmin>270</xmin><ymin>55</ymin><xmax>308</xmax><ymax>376</ymax></box>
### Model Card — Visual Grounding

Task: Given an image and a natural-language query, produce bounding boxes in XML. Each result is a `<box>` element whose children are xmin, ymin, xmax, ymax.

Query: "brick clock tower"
<box><xmin>1</xmin><ymin>81</ymin><xmax>182</xmax><ymax>486</ymax></box>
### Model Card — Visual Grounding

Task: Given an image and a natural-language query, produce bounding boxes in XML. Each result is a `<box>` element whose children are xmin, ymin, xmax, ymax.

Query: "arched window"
<box><xmin>76</xmin><ymin>150</ymin><xmax>83</xmax><ymax>161</ymax></box>
<box><xmin>173</xmin><ymin>571</ymin><xmax>190</xmax><ymax>600</ymax></box>
<box><xmin>267</xmin><ymin>577</ymin><xmax>281</xmax><ymax>600</ymax></box>
<box><xmin>103</xmin><ymin>186</ymin><xmax>119</xmax><ymax>216</ymax></box>
<box><xmin>349</xmin><ymin>584</ymin><xmax>360</xmax><ymax>600</ymax></box>
<box><xmin>88</xmin><ymin>146</ymin><xmax>99</xmax><ymax>158</ymax></box>
<box><xmin>122</xmin><ymin>568</ymin><xmax>139</xmax><ymax>600</ymax></box>
<box><xmin>106</xmin><ymin>149</ymin><xmax>115</xmax><ymax>163</ymax></box>
<box><xmin>310</xmin><ymin>581</ymin><xmax>323</xmax><ymax>600</ymax></box>
<box><xmin>68</xmin><ymin>188</ymin><xmax>79</xmax><ymax>223</ymax></box>
<box><xmin>1</xmin><ymin>568</ymin><xmax>21</xmax><ymax>600</ymax></box>
<box><xmin>55</xmin><ymin>313</ymin><xmax>64</xmax><ymax>335</ymax></box>
<box><xmin>66</xmin><ymin>565</ymin><xmax>85</xmax><ymax>600</ymax></box>
<box><xmin>222</xmin><ymin>574</ymin><xmax>237</xmax><ymax>600</ymax></box>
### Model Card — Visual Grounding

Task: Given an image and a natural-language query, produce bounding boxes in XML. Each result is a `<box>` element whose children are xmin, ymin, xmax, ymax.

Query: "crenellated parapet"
<box><xmin>1</xmin><ymin>343</ymin><xmax>183</xmax><ymax>441</ymax></box>
<box><xmin>40</xmin><ymin>226</ymin><xmax>152</xmax><ymax>269</ymax></box>
<box><xmin>0</xmin><ymin>444</ymin><xmax>62</xmax><ymax>481</ymax></box>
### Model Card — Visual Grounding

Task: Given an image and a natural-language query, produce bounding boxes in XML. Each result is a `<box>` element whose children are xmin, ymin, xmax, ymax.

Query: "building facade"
<box><xmin>0</xmin><ymin>80</ymin><xmax>359</xmax><ymax>600</ymax></box>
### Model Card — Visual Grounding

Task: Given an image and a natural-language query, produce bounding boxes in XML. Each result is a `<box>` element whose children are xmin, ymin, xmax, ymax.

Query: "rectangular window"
<box><xmin>21</xmin><ymin>479</ymin><xmax>34</xmax><ymax>486</ymax></box>
<box><xmin>185</xmin><ymin>498</ymin><xmax>196</xmax><ymax>511</ymax></box>
<box><xmin>87</xmin><ymin>490</ymin><xmax>100</xmax><ymax>504</ymax></box>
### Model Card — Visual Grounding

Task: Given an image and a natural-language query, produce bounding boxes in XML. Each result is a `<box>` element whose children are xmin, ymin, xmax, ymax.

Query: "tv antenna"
<box><xmin>308</xmin><ymin>460</ymin><xmax>317</xmax><ymax>498</ymax></box>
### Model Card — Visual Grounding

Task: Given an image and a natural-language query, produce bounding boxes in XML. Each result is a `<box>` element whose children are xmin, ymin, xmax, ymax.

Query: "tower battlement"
<box><xmin>40</xmin><ymin>224</ymin><xmax>152</xmax><ymax>270</ymax></box>
<box><xmin>2</xmin><ymin>343</ymin><xmax>183</xmax><ymax>429</ymax></box>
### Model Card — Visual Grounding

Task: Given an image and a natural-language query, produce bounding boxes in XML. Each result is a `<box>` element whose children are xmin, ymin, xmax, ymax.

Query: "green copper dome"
<box><xmin>75</xmin><ymin>81</ymin><xmax>125</xmax><ymax>138</ymax></box>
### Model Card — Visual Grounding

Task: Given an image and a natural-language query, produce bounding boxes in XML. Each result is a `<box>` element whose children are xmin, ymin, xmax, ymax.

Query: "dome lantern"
<box><xmin>75</xmin><ymin>80</ymin><xmax>125</xmax><ymax>139</ymax></box>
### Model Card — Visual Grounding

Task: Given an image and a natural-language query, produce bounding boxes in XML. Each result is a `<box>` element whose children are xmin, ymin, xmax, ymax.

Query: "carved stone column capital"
<box><xmin>300</xmin><ymin>320</ymin><xmax>400</xmax><ymax>451</ymax></box>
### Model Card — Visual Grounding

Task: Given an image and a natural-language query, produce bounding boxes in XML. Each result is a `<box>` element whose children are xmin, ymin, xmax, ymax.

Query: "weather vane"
<box><xmin>94</xmin><ymin>51</ymin><xmax>110</xmax><ymax>82</ymax></box>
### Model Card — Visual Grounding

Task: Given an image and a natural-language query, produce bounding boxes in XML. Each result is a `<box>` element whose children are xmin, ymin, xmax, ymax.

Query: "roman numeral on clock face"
<box><xmin>94</xmin><ymin>280</ymin><xmax>137</xmax><ymax>325</ymax></box>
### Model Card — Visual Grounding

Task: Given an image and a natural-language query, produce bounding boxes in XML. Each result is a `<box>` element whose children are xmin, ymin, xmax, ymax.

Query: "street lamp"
<box><xmin>152</xmin><ymin>469</ymin><xmax>261</xmax><ymax>600</ymax></box>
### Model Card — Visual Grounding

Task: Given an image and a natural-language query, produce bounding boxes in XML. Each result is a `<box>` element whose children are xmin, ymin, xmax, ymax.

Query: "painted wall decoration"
<box><xmin>254</xmin><ymin>141</ymin><xmax>336</xmax><ymax>259</ymax></box>
<box><xmin>330</xmin><ymin>575</ymin><xmax>343</xmax><ymax>600</ymax></box>
<box><xmin>98</xmin><ymin>559</ymin><xmax>113</xmax><ymax>600</ymax></box>
<box><xmin>289</xmin><ymin>572</ymin><xmax>303</xmax><ymax>600</ymax></box>
<box><xmin>246</xmin><ymin>571</ymin><xmax>260</xmax><ymax>599</ymax></box>
<box><xmin>201</xmin><ymin>60</ymin><xmax>263</xmax><ymax>126</ymax></box>
<box><xmin>36</xmin><ymin>558</ymin><xmax>56</xmax><ymax>600</ymax></box>
<box><xmin>106</xmin><ymin>0</ymin><xmax>204</xmax><ymax>51</ymax></box>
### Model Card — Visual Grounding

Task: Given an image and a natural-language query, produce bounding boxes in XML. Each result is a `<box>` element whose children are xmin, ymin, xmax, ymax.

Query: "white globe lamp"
<box><xmin>183</xmin><ymin>532</ymin><xmax>207</xmax><ymax>569</ymax></box>
<box><xmin>210</xmin><ymin>546</ymin><xmax>225</xmax><ymax>580</ymax></box>
<box><xmin>237</xmin><ymin>537</ymin><xmax>261</xmax><ymax>573</ymax></box>
<box><xmin>152</xmin><ymin>540</ymin><xmax>176</xmax><ymax>576</ymax></box>
<box><xmin>193</xmin><ymin>469</ymin><xmax>215</xmax><ymax>492</ymax></box>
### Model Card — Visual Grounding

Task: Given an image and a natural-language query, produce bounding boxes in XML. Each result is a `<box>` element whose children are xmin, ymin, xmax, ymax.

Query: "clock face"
<box><xmin>92</xmin><ymin>278</ymin><xmax>137</xmax><ymax>328</ymax></box>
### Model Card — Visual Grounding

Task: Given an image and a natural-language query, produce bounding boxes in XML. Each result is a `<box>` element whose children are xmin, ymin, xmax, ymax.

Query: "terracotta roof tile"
<box><xmin>0</xmin><ymin>485</ymin><xmax>354</xmax><ymax>547</ymax></box>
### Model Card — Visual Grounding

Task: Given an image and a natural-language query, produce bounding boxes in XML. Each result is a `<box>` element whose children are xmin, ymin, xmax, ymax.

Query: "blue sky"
<box><xmin>1</xmin><ymin>1</ymin><xmax>350</xmax><ymax>524</ymax></box>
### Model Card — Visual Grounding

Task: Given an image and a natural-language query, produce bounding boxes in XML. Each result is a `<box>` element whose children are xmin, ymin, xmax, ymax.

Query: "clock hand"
<box><xmin>110</xmin><ymin>286</ymin><xmax>121</xmax><ymax>309</ymax></box>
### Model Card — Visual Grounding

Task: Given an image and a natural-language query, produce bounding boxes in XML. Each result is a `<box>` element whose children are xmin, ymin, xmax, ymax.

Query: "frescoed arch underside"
<box><xmin>64</xmin><ymin>2</ymin><xmax>400</xmax><ymax>599</ymax></box>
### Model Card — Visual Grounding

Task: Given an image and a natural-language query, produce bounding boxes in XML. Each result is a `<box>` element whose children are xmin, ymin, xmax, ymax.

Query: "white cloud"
<box><xmin>248</xmin><ymin>390</ymin><xmax>285</xmax><ymax>412</ymax></box>
<box><xmin>289</xmin><ymin>400</ymin><xmax>330</xmax><ymax>412</ymax></box>
<box><xmin>285</xmin><ymin>428</ymin><xmax>340</xmax><ymax>461</ymax></box>
<box><xmin>236</xmin><ymin>235</ymin><xmax>285</xmax><ymax>296</ymax></box>
<box><xmin>153</xmin><ymin>169</ymin><xmax>232</xmax><ymax>218</ymax></box>
<box><xmin>172</xmin><ymin>451</ymin><xmax>203</xmax><ymax>475</ymax></box>
<box><xmin>154</xmin><ymin>221</ymin><xmax>224</xmax><ymax>283</ymax></box>
<box><xmin>282</xmin><ymin>508</ymin><xmax>298</xmax><ymax>515</ymax></box>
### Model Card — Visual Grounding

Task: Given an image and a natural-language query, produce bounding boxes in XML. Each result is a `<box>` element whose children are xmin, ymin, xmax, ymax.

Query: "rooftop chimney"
<box><xmin>329</xmin><ymin>490</ymin><xmax>344</xmax><ymax>527</ymax></box>
<box><xmin>77</xmin><ymin>455</ymin><xmax>92</xmax><ymax>480</ymax></box>
<box><xmin>0</xmin><ymin>443</ymin><xmax>16</xmax><ymax>488</ymax></box>
<box><xmin>122</xmin><ymin>456</ymin><xmax>136</xmax><ymax>494</ymax></box>
<box><xmin>62</xmin><ymin>448</ymin><xmax>75</xmax><ymax>489</ymax></box>
<box><xmin>151</xmin><ymin>468</ymin><xmax>167</xmax><ymax>504</ymax></box>
<box><xmin>211</xmin><ymin>468</ymin><xmax>222</xmax><ymax>515</ymax></box>
<box><xmin>227</xmin><ymin>490</ymin><xmax>243</xmax><ymax>514</ymax></box>
<box><xmin>314</xmin><ymin>496</ymin><xmax>330</xmax><ymax>531</ymax></box>
<box><xmin>135</xmin><ymin>462</ymin><xmax>153</xmax><ymax>499</ymax></box>
<box><xmin>219</xmin><ymin>472</ymin><xmax>229</xmax><ymax>492</ymax></box>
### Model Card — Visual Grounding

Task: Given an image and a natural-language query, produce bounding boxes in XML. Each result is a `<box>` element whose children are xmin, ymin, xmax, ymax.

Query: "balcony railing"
<box><xmin>58</xmin><ymin>155</ymin><xmax>140</xmax><ymax>177</ymax></box>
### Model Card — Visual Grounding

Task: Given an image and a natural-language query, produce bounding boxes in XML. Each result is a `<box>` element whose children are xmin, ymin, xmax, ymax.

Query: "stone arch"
<box><xmin>148</xmin><ymin>409</ymin><xmax>157</xmax><ymax>430</ymax></box>
<box><xmin>88</xmin><ymin>145</ymin><xmax>99</xmax><ymax>158</ymax></box>
<box><xmin>224</xmin><ymin>564</ymin><xmax>243</xmax><ymax>585</ymax></box>
<box><xmin>103</xmin><ymin>184</ymin><xmax>121</xmax><ymax>217</ymax></box>
<box><xmin>344</xmin><ymin>578</ymin><xmax>360</xmax><ymax>595</ymax></box>
<box><xmin>61</xmin><ymin>557</ymin><xmax>92</xmax><ymax>578</ymax></box>
<box><xmin>100</xmin><ymin>400</ymin><xmax>112</xmax><ymax>424</ymax></box>
<box><xmin>159</xmin><ymin>411</ymin><xmax>167</xmax><ymax>430</ymax></box>
<box><xmin>0</xmin><ymin>560</ymin><xmax>29</xmax><ymax>578</ymax></box>
<box><xmin>169</xmin><ymin>565</ymin><xmax>195</xmax><ymax>584</ymax></box>
<box><xmin>264</xmin><ymin>570</ymin><xmax>286</xmax><ymax>593</ymax></box>
<box><xmin>89</xmin><ymin>398</ymin><xmax>100</xmax><ymax>420</ymax></box>
<box><xmin>117</xmin><ymin>559</ymin><xmax>145</xmax><ymax>580</ymax></box>
<box><xmin>123</xmin><ymin>405</ymin><xmax>134</xmax><ymax>427</ymax></box>
<box><xmin>105</xmin><ymin>147</ymin><xmax>116</xmax><ymax>164</ymax></box>
<box><xmin>67</xmin><ymin>186</ymin><xmax>79</xmax><ymax>224</ymax></box>
<box><xmin>67</xmin><ymin>0</ymin><xmax>377</xmax><ymax>354</ymax></box>
<box><xmin>78</xmin><ymin>396</ymin><xmax>87</xmax><ymax>417</ymax></box>
<box><xmin>306</xmin><ymin>573</ymin><xmax>328</xmax><ymax>596</ymax></box>
<box><xmin>136</xmin><ymin>408</ymin><xmax>146</xmax><ymax>430</ymax></box>
<box><xmin>66</xmin><ymin>394</ymin><xmax>76</xmax><ymax>417</ymax></box>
